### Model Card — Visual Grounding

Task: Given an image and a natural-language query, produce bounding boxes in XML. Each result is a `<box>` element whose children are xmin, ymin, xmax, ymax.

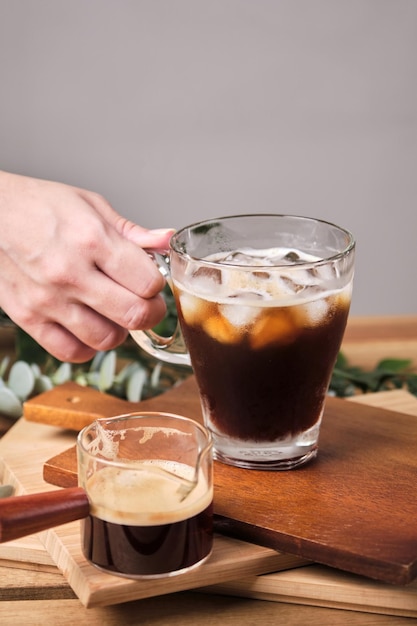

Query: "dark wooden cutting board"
<box><xmin>24</xmin><ymin>377</ymin><xmax>417</xmax><ymax>585</ymax></box>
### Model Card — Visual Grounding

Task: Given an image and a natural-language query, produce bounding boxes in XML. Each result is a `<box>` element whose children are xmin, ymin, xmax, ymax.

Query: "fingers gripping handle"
<box><xmin>130</xmin><ymin>251</ymin><xmax>192</xmax><ymax>366</ymax></box>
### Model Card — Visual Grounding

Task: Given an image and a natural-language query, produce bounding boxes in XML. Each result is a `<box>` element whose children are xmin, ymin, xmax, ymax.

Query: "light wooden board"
<box><xmin>204</xmin><ymin>564</ymin><xmax>417</xmax><ymax>619</ymax></box>
<box><xmin>4</xmin><ymin>390</ymin><xmax>417</xmax><ymax>572</ymax></box>
<box><xmin>0</xmin><ymin>531</ymin><xmax>56</xmax><ymax>573</ymax></box>
<box><xmin>2</xmin><ymin>592</ymin><xmax>415</xmax><ymax>626</ymax></box>
<box><xmin>0</xmin><ymin>417</ymin><xmax>305</xmax><ymax>607</ymax></box>
<box><xmin>2</xmin><ymin>389</ymin><xmax>417</xmax><ymax>616</ymax></box>
<box><xmin>36</xmin><ymin>380</ymin><xmax>417</xmax><ymax>585</ymax></box>
<box><xmin>6</xmin><ymin>389</ymin><xmax>415</xmax><ymax>577</ymax></box>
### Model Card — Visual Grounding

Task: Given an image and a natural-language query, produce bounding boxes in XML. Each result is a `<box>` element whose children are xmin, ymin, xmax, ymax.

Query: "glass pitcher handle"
<box><xmin>129</xmin><ymin>252</ymin><xmax>192</xmax><ymax>366</ymax></box>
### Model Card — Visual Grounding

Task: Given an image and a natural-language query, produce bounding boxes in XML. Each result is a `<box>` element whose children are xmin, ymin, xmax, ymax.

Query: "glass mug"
<box><xmin>131</xmin><ymin>214</ymin><xmax>355</xmax><ymax>470</ymax></box>
<box><xmin>77</xmin><ymin>412</ymin><xmax>213</xmax><ymax>578</ymax></box>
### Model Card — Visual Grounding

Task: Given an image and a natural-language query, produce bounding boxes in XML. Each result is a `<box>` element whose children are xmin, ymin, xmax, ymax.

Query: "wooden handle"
<box><xmin>0</xmin><ymin>487</ymin><xmax>89</xmax><ymax>543</ymax></box>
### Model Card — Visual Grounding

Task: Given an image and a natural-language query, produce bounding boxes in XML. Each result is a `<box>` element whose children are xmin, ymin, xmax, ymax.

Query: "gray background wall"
<box><xmin>1</xmin><ymin>0</ymin><xmax>416</xmax><ymax>316</ymax></box>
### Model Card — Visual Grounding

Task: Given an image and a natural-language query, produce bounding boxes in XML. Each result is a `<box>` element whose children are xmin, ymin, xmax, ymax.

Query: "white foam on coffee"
<box><xmin>176</xmin><ymin>247</ymin><xmax>350</xmax><ymax>310</ymax></box>
<box><xmin>86</xmin><ymin>462</ymin><xmax>212</xmax><ymax>526</ymax></box>
<box><xmin>174</xmin><ymin>247</ymin><xmax>353</xmax><ymax>343</ymax></box>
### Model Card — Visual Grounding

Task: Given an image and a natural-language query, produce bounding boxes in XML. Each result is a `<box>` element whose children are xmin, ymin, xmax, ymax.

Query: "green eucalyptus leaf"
<box><xmin>109</xmin><ymin>363</ymin><xmax>141</xmax><ymax>398</ymax></box>
<box><xmin>389</xmin><ymin>376</ymin><xmax>405</xmax><ymax>390</ymax></box>
<box><xmin>90</xmin><ymin>351</ymin><xmax>107</xmax><ymax>372</ymax></box>
<box><xmin>375</xmin><ymin>358</ymin><xmax>412</xmax><ymax>373</ymax></box>
<box><xmin>31</xmin><ymin>363</ymin><xmax>42</xmax><ymax>378</ymax></box>
<box><xmin>126</xmin><ymin>368</ymin><xmax>147</xmax><ymax>402</ymax></box>
<box><xmin>150</xmin><ymin>362</ymin><xmax>163</xmax><ymax>388</ymax></box>
<box><xmin>114</xmin><ymin>362</ymin><xmax>140</xmax><ymax>384</ymax></box>
<box><xmin>334</xmin><ymin>352</ymin><xmax>348</xmax><ymax>369</ymax></box>
<box><xmin>98</xmin><ymin>351</ymin><xmax>117</xmax><ymax>391</ymax></box>
<box><xmin>0</xmin><ymin>356</ymin><xmax>10</xmax><ymax>378</ymax></box>
<box><xmin>0</xmin><ymin>387</ymin><xmax>23</xmax><ymax>418</ymax></box>
<box><xmin>330</xmin><ymin>352</ymin><xmax>417</xmax><ymax>397</ymax></box>
<box><xmin>74</xmin><ymin>373</ymin><xmax>89</xmax><ymax>387</ymax></box>
<box><xmin>85</xmin><ymin>371</ymin><xmax>100</xmax><ymax>389</ymax></box>
<box><xmin>8</xmin><ymin>361</ymin><xmax>35</xmax><ymax>400</ymax></box>
<box><xmin>51</xmin><ymin>361</ymin><xmax>72</xmax><ymax>385</ymax></box>
<box><xmin>34</xmin><ymin>375</ymin><xmax>54</xmax><ymax>393</ymax></box>
<box><xmin>407</xmin><ymin>373</ymin><xmax>417</xmax><ymax>396</ymax></box>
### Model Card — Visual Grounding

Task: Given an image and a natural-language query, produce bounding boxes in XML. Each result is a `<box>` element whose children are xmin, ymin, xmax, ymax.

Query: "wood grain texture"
<box><xmin>2</xmin><ymin>390</ymin><xmax>417</xmax><ymax>618</ymax></box>
<box><xmin>0</xmin><ymin>417</ymin><xmax>304</xmax><ymax>607</ymax></box>
<box><xmin>212</xmin><ymin>396</ymin><xmax>417</xmax><ymax>585</ymax></box>
<box><xmin>0</xmin><ymin>487</ymin><xmax>89</xmax><ymax>543</ymax></box>
<box><xmin>1</xmin><ymin>593</ymin><xmax>415</xmax><ymax>626</ymax></box>
<box><xmin>204</xmin><ymin>564</ymin><xmax>417</xmax><ymax>619</ymax></box>
<box><xmin>37</xmin><ymin>379</ymin><xmax>417</xmax><ymax>585</ymax></box>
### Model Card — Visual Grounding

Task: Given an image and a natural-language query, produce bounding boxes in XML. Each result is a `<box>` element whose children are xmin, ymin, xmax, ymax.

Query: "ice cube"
<box><xmin>311</xmin><ymin>263</ymin><xmax>338</xmax><ymax>283</ymax></box>
<box><xmin>219</xmin><ymin>302</ymin><xmax>261</xmax><ymax>329</ymax></box>
<box><xmin>202</xmin><ymin>314</ymin><xmax>241</xmax><ymax>344</ymax></box>
<box><xmin>297</xmin><ymin>298</ymin><xmax>329</xmax><ymax>327</ymax></box>
<box><xmin>187</xmin><ymin>266</ymin><xmax>222</xmax><ymax>296</ymax></box>
<box><xmin>279</xmin><ymin>276</ymin><xmax>306</xmax><ymax>294</ymax></box>
<box><xmin>250</xmin><ymin>310</ymin><xmax>298</xmax><ymax>349</ymax></box>
<box><xmin>222</xmin><ymin>269</ymin><xmax>267</xmax><ymax>296</ymax></box>
<box><xmin>222</xmin><ymin>248</ymin><xmax>268</xmax><ymax>266</ymax></box>
<box><xmin>252</xmin><ymin>270</ymin><xmax>272</xmax><ymax>280</ymax></box>
<box><xmin>179</xmin><ymin>292</ymin><xmax>205</xmax><ymax>326</ymax></box>
<box><xmin>272</xmin><ymin>275</ymin><xmax>306</xmax><ymax>298</ymax></box>
<box><xmin>193</xmin><ymin>266</ymin><xmax>222</xmax><ymax>283</ymax></box>
<box><xmin>279</xmin><ymin>269</ymin><xmax>318</xmax><ymax>288</ymax></box>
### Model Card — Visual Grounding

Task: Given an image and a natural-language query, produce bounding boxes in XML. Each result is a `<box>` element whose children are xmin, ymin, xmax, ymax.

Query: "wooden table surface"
<box><xmin>1</xmin><ymin>315</ymin><xmax>417</xmax><ymax>625</ymax></box>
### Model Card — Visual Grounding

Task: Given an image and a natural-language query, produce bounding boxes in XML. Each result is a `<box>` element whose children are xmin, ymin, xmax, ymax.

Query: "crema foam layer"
<box><xmin>86</xmin><ymin>461</ymin><xmax>212</xmax><ymax>526</ymax></box>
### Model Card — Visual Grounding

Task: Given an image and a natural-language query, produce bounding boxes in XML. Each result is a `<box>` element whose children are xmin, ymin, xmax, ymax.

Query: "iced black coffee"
<box><xmin>173</xmin><ymin>244</ymin><xmax>353</xmax><ymax>469</ymax></box>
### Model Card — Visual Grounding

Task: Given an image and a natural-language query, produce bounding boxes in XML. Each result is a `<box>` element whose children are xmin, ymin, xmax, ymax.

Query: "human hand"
<box><xmin>0</xmin><ymin>171</ymin><xmax>175</xmax><ymax>362</ymax></box>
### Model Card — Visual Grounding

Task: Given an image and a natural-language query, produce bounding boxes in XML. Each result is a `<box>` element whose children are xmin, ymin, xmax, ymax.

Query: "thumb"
<box><xmin>124</xmin><ymin>225</ymin><xmax>176</xmax><ymax>251</ymax></box>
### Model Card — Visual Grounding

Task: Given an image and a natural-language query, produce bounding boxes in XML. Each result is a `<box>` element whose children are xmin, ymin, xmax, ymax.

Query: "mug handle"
<box><xmin>129</xmin><ymin>252</ymin><xmax>192</xmax><ymax>366</ymax></box>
